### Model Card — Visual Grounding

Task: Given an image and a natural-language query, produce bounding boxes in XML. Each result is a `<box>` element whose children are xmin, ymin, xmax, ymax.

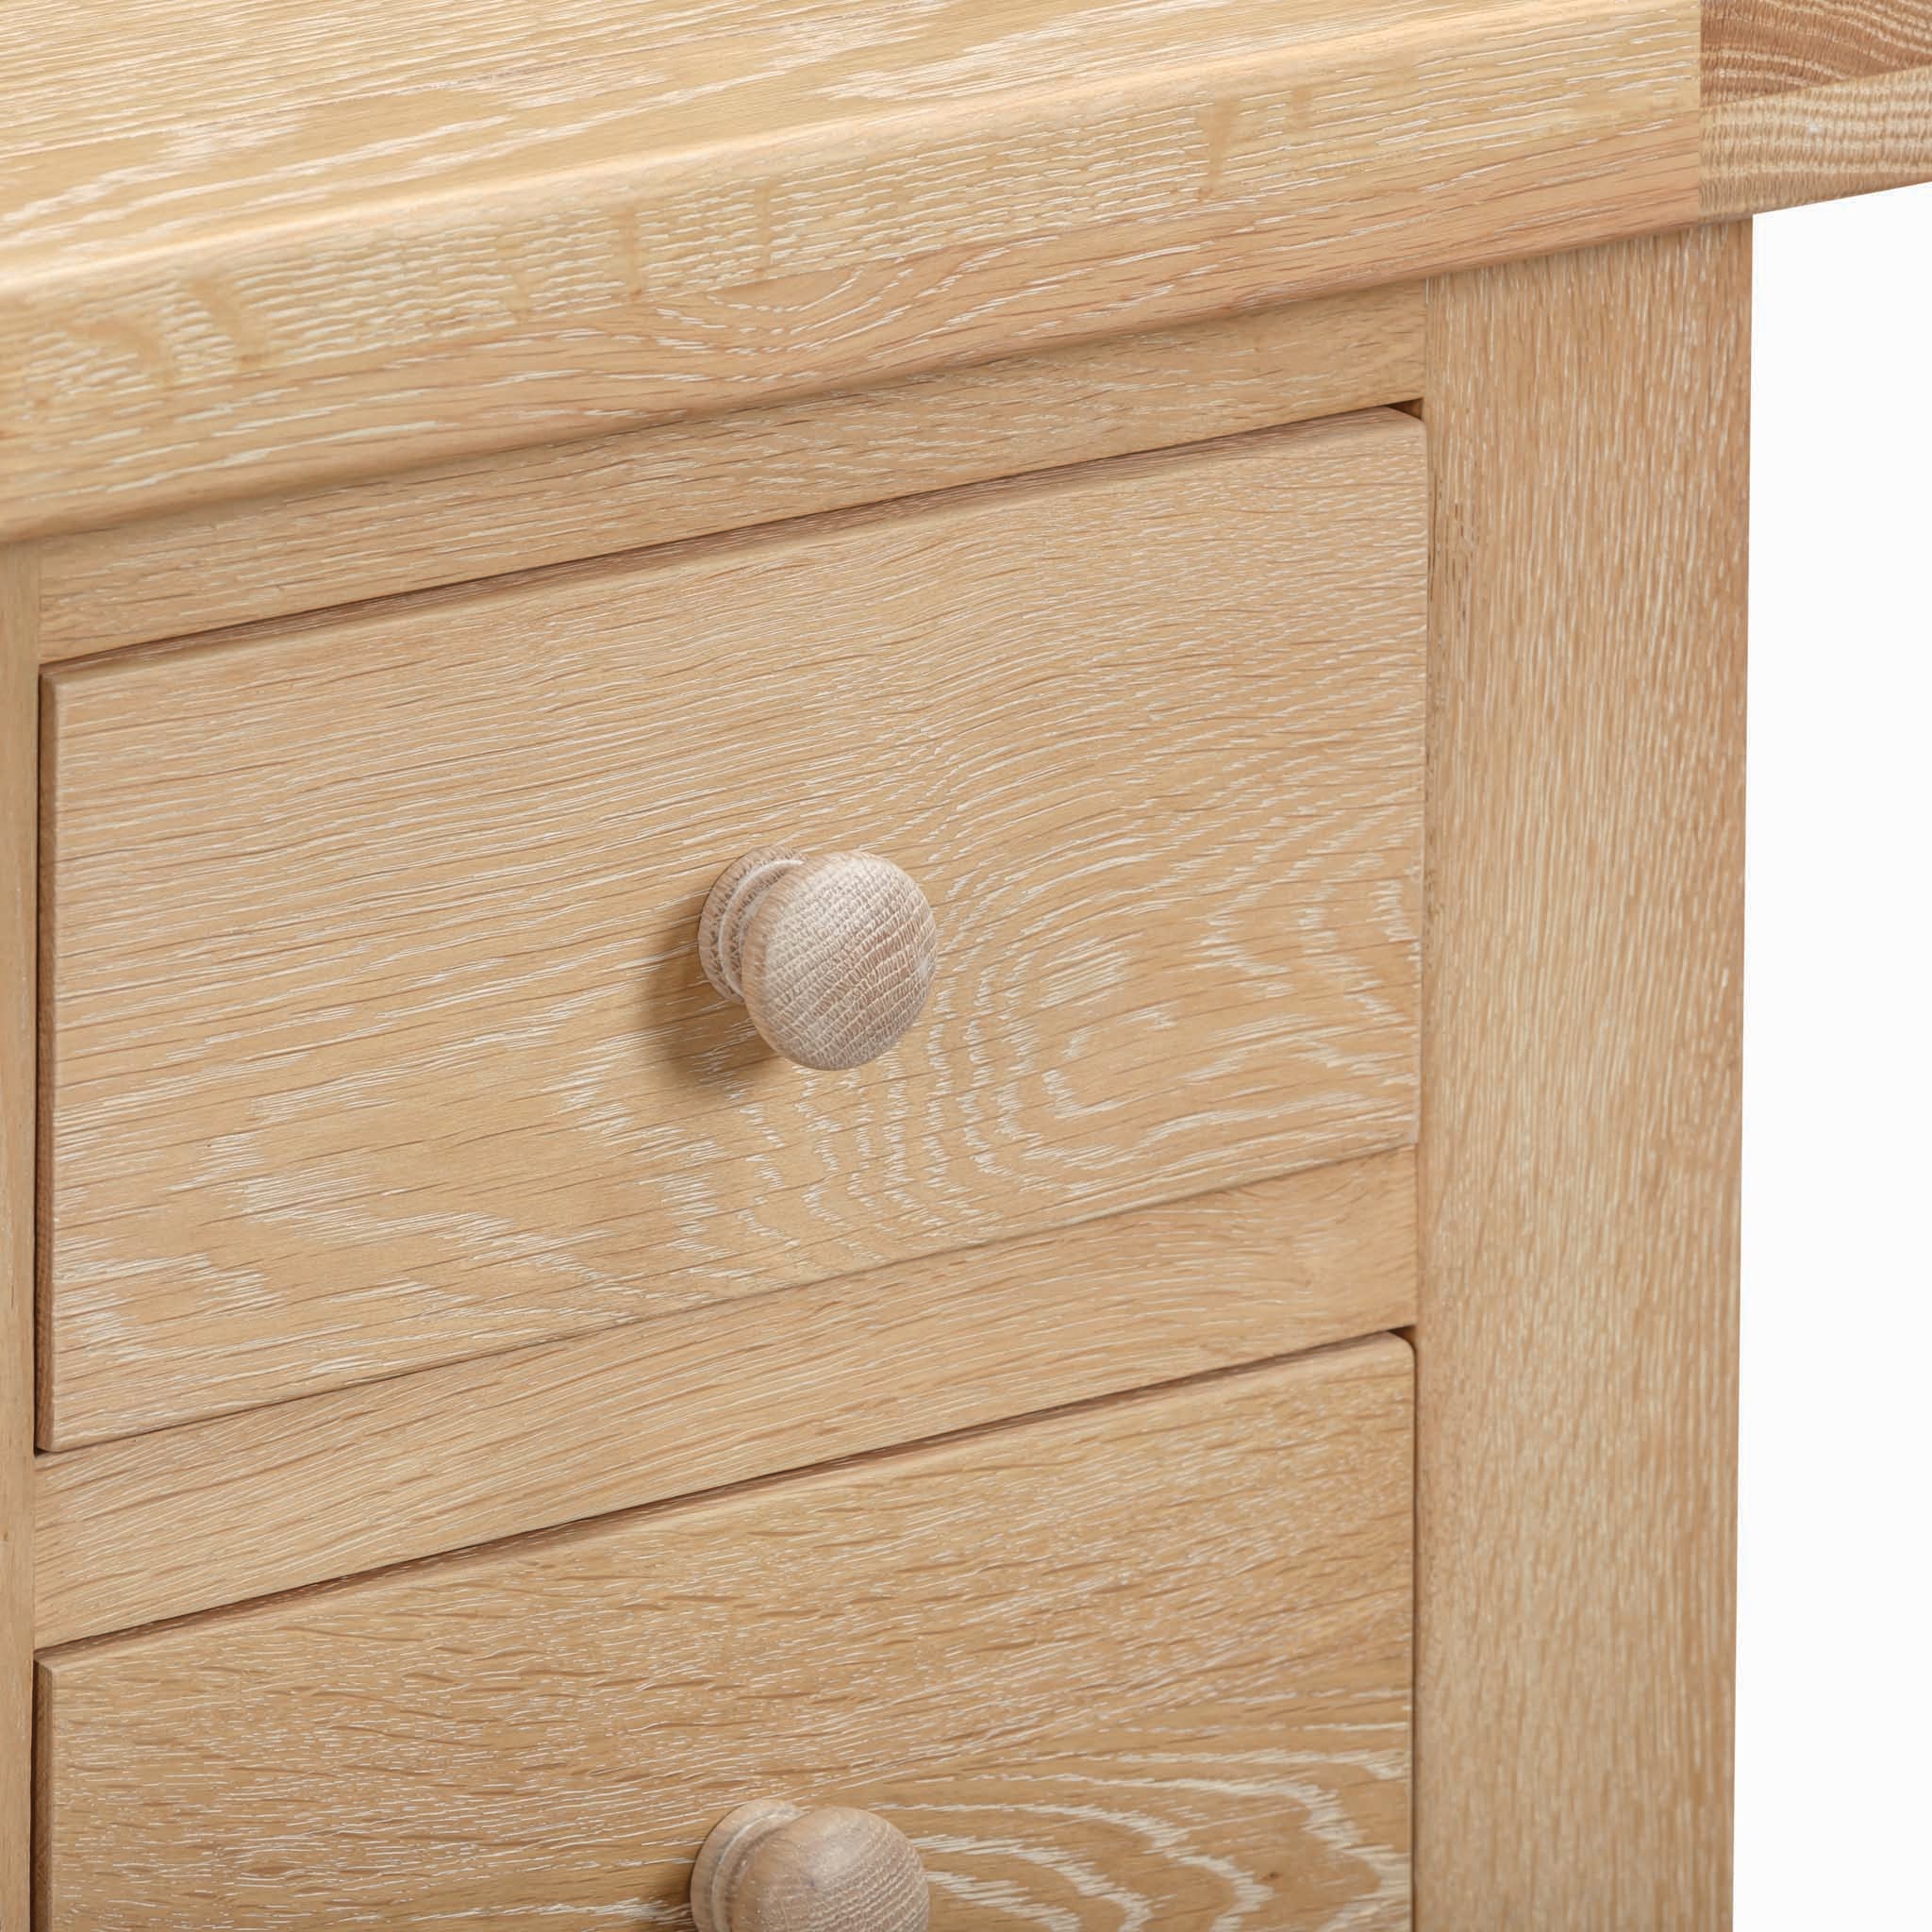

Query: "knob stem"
<box><xmin>699</xmin><ymin>847</ymin><xmax>804</xmax><ymax>1001</ymax></box>
<box><xmin>691</xmin><ymin>1800</ymin><xmax>797</xmax><ymax>1932</ymax></box>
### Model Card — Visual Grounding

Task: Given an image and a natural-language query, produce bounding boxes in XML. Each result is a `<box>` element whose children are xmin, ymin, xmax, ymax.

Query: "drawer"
<box><xmin>39</xmin><ymin>410</ymin><xmax>1426</xmax><ymax>1447</ymax></box>
<box><xmin>37</xmin><ymin>1334</ymin><xmax>1414</xmax><ymax>1930</ymax></box>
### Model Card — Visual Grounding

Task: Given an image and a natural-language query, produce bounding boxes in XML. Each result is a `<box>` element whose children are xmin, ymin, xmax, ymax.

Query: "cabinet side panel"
<box><xmin>1418</xmin><ymin>223</ymin><xmax>1746</xmax><ymax>1926</ymax></box>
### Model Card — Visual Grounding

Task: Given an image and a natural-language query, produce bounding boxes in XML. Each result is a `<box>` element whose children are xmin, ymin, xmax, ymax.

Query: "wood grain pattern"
<box><xmin>35</xmin><ymin>285</ymin><xmax>1425</xmax><ymax>663</ymax></box>
<box><xmin>0</xmin><ymin>0</ymin><xmax>1697</xmax><ymax>540</ymax></box>
<box><xmin>37</xmin><ymin>1339</ymin><xmax>1414</xmax><ymax>1932</ymax></box>
<box><xmin>39</xmin><ymin>414</ymin><xmax>1425</xmax><ymax>1449</ymax></box>
<box><xmin>1703</xmin><ymin>0</ymin><xmax>1932</xmax><ymax>100</ymax></box>
<box><xmin>1702</xmin><ymin>61</ymin><xmax>1932</xmax><ymax>212</ymax></box>
<box><xmin>0</xmin><ymin>547</ymin><xmax>35</xmax><ymax>1932</ymax></box>
<box><xmin>35</xmin><ymin>1144</ymin><xmax>1418</xmax><ymax>1649</ymax></box>
<box><xmin>1417</xmin><ymin>225</ymin><xmax>1745</xmax><ymax>1924</ymax></box>
<box><xmin>1699</xmin><ymin>0</ymin><xmax>1932</xmax><ymax>210</ymax></box>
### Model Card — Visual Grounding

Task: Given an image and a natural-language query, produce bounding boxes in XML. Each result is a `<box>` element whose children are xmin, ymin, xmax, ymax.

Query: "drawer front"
<box><xmin>41</xmin><ymin>410</ymin><xmax>1425</xmax><ymax>1447</ymax></box>
<box><xmin>38</xmin><ymin>1336</ymin><xmax>1414</xmax><ymax>1930</ymax></box>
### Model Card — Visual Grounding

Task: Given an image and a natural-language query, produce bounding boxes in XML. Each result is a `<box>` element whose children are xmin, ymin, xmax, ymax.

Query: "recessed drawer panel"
<box><xmin>37</xmin><ymin>1336</ymin><xmax>1415</xmax><ymax>1931</ymax></box>
<box><xmin>40</xmin><ymin>410</ymin><xmax>1425</xmax><ymax>1446</ymax></box>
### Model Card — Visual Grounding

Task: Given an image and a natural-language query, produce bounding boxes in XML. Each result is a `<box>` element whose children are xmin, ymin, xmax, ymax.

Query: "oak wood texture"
<box><xmin>692</xmin><ymin>1803</ymin><xmax>929</xmax><ymax>1932</ymax></box>
<box><xmin>34</xmin><ymin>287</ymin><xmax>1425</xmax><ymax>663</ymax></box>
<box><xmin>1417</xmin><ymin>225</ymin><xmax>1745</xmax><ymax>1924</ymax></box>
<box><xmin>700</xmin><ymin>850</ymin><xmax>941</xmax><ymax>1071</ymax></box>
<box><xmin>0</xmin><ymin>0</ymin><xmax>1697</xmax><ymax>541</ymax></box>
<box><xmin>1702</xmin><ymin>61</ymin><xmax>1932</xmax><ymax>211</ymax></box>
<box><xmin>1701</xmin><ymin>0</ymin><xmax>1932</xmax><ymax>209</ymax></box>
<box><xmin>38</xmin><ymin>1339</ymin><xmax>1415</xmax><ymax>1932</ymax></box>
<box><xmin>1704</xmin><ymin>0</ymin><xmax>1932</xmax><ymax>98</ymax></box>
<box><xmin>36</xmin><ymin>1147</ymin><xmax>1418</xmax><ymax>1648</ymax></box>
<box><xmin>38</xmin><ymin>414</ymin><xmax>1425</xmax><ymax>1449</ymax></box>
<box><xmin>0</xmin><ymin>548</ymin><xmax>35</xmax><ymax>1932</ymax></box>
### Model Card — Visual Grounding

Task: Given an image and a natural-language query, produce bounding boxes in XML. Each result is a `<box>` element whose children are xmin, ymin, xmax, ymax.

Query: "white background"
<box><xmin>1740</xmin><ymin>183</ymin><xmax>1931</xmax><ymax>1924</ymax></box>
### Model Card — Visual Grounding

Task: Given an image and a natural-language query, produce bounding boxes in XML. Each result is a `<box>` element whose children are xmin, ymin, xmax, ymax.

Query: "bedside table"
<box><xmin>3</xmin><ymin>2</ymin><xmax>1924</xmax><ymax>1924</ymax></box>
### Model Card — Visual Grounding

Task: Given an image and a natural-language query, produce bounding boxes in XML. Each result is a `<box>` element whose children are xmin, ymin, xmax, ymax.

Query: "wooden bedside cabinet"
<box><xmin>2</xmin><ymin>2</ymin><xmax>1925</xmax><ymax>1927</ymax></box>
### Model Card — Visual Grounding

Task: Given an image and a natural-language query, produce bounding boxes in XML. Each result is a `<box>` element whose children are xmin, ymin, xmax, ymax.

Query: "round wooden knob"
<box><xmin>698</xmin><ymin>846</ymin><xmax>938</xmax><ymax>1070</ymax></box>
<box><xmin>691</xmin><ymin>1800</ymin><xmax>929</xmax><ymax>1932</ymax></box>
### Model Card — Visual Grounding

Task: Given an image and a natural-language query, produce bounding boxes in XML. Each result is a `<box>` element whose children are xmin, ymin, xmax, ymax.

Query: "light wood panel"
<box><xmin>0</xmin><ymin>0</ymin><xmax>1697</xmax><ymax>539</ymax></box>
<box><xmin>40</xmin><ymin>415</ymin><xmax>1426</xmax><ymax>1448</ymax></box>
<box><xmin>1703</xmin><ymin>0</ymin><xmax>1932</xmax><ymax>99</ymax></box>
<box><xmin>36</xmin><ymin>1148</ymin><xmax>1418</xmax><ymax>1646</ymax></box>
<box><xmin>0</xmin><ymin>548</ymin><xmax>35</xmax><ymax>1932</ymax></box>
<box><xmin>1417</xmin><ymin>225</ymin><xmax>1745</xmax><ymax>1924</ymax></box>
<box><xmin>39</xmin><ymin>1340</ymin><xmax>1415</xmax><ymax>1932</ymax></box>
<box><xmin>1702</xmin><ymin>62</ymin><xmax>1932</xmax><ymax>212</ymax></box>
<box><xmin>36</xmin><ymin>284</ymin><xmax>1424</xmax><ymax>661</ymax></box>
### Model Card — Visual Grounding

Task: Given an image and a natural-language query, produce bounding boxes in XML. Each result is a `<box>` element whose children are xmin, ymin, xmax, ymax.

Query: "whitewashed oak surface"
<box><xmin>39</xmin><ymin>412</ymin><xmax>1425</xmax><ymax>1448</ymax></box>
<box><xmin>37</xmin><ymin>1149</ymin><xmax>1418</xmax><ymax>1644</ymax></box>
<box><xmin>37</xmin><ymin>1339</ymin><xmax>1415</xmax><ymax>1932</ymax></box>
<box><xmin>1702</xmin><ymin>62</ymin><xmax>1932</xmax><ymax>211</ymax></box>
<box><xmin>1416</xmin><ymin>225</ymin><xmax>1744</xmax><ymax>1924</ymax></box>
<box><xmin>0</xmin><ymin>0</ymin><xmax>1695</xmax><ymax>536</ymax></box>
<box><xmin>36</xmin><ymin>285</ymin><xmax>1426</xmax><ymax>661</ymax></box>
